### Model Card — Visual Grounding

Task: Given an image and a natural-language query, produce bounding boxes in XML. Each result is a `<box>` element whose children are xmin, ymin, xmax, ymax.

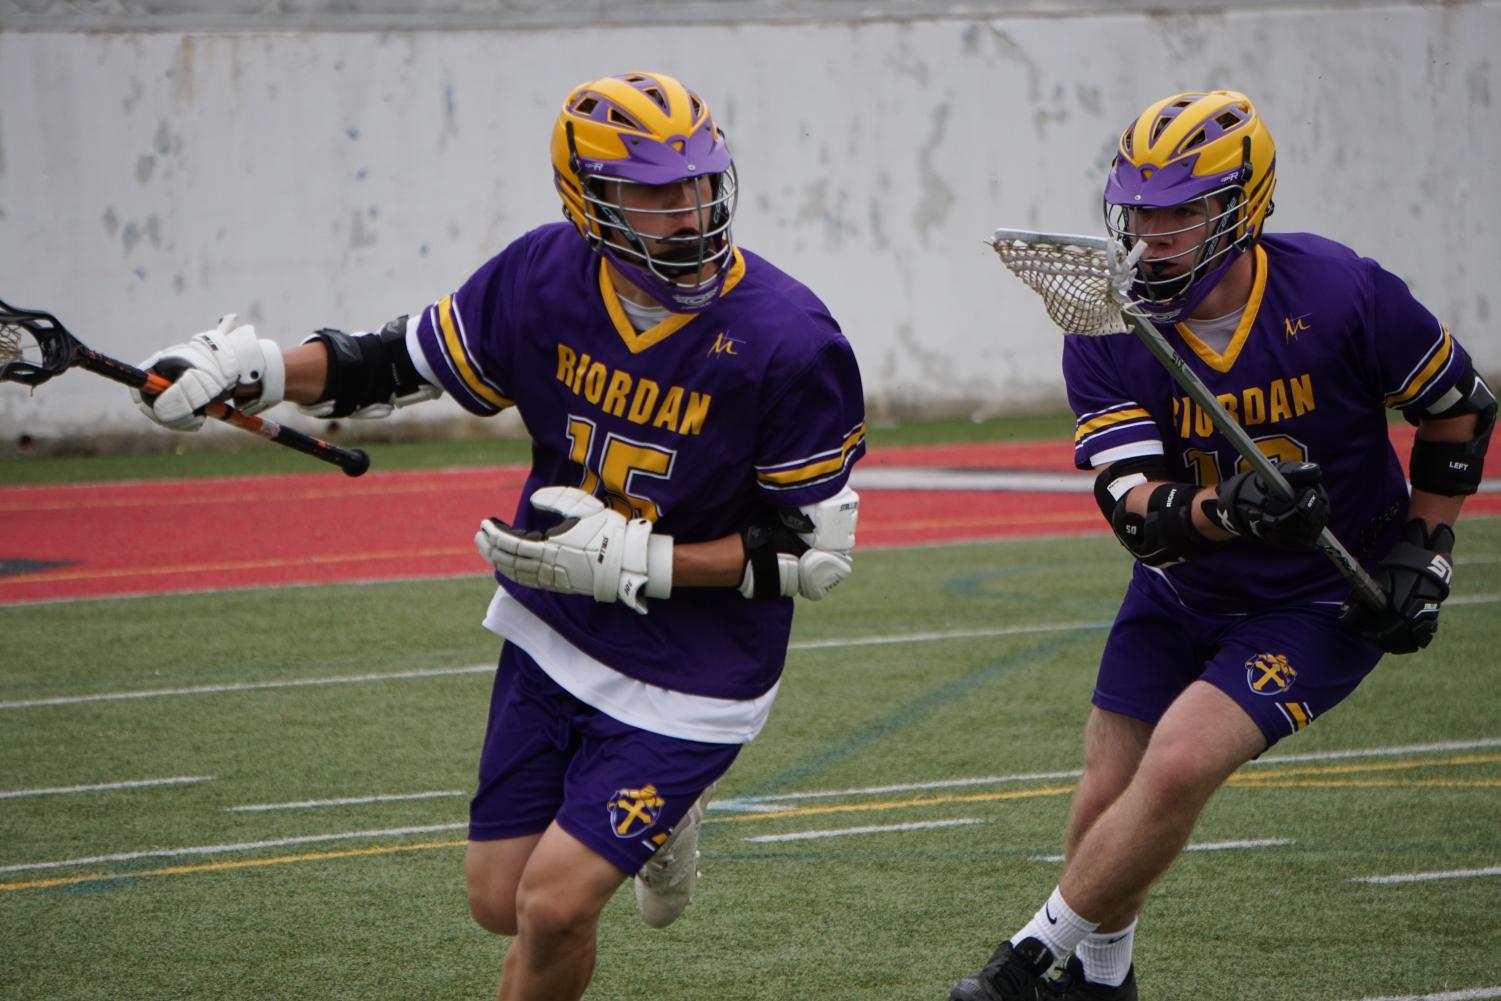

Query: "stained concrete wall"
<box><xmin>1</xmin><ymin>2</ymin><xmax>1496</xmax><ymax>446</ymax></box>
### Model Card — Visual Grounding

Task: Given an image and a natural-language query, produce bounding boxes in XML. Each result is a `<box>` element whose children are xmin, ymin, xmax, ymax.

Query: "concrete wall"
<box><xmin>2</xmin><ymin>2</ymin><xmax>1497</xmax><ymax>446</ymax></box>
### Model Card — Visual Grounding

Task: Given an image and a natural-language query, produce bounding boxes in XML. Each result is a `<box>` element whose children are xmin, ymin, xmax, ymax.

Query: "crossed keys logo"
<box><xmin>1245</xmin><ymin>652</ymin><xmax>1297</xmax><ymax>695</ymax></box>
<box><xmin>608</xmin><ymin>784</ymin><xmax>666</xmax><ymax>839</ymax></box>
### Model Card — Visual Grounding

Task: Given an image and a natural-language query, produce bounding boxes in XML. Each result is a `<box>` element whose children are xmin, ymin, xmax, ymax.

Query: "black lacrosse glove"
<box><xmin>1213</xmin><ymin>459</ymin><xmax>1330</xmax><ymax>550</ymax></box>
<box><xmin>1339</xmin><ymin>519</ymin><xmax>1455</xmax><ymax>655</ymax></box>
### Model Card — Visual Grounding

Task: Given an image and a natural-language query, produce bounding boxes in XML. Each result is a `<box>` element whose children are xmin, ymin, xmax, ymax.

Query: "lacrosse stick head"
<box><xmin>1102</xmin><ymin>90</ymin><xmax>1276</xmax><ymax>323</ymax></box>
<box><xmin>989</xmin><ymin>229</ymin><xmax>1134</xmax><ymax>337</ymax></box>
<box><xmin>0</xmin><ymin>299</ymin><xmax>82</xmax><ymax>388</ymax></box>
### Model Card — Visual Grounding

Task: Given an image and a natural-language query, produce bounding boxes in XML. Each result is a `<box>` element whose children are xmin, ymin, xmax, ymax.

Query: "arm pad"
<box><xmin>1109</xmin><ymin>482</ymin><xmax>1220</xmax><ymax>567</ymax></box>
<box><xmin>301</xmin><ymin>317</ymin><xmax>440</xmax><ymax>419</ymax></box>
<box><xmin>1408</xmin><ymin>367</ymin><xmax>1495</xmax><ymax>496</ymax></box>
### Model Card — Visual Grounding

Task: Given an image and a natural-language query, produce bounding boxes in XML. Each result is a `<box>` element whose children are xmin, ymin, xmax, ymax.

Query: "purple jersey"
<box><xmin>412</xmin><ymin>222</ymin><xmax>866</xmax><ymax>700</ymax></box>
<box><xmin>1065</xmin><ymin>232</ymin><xmax>1472</xmax><ymax>611</ymax></box>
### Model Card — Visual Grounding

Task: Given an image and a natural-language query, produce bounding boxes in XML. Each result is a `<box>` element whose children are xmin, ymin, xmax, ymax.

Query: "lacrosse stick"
<box><xmin>989</xmin><ymin>228</ymin><xmax>1384</xmax><ymax>610</ymax></box>
<box><xmin>0</xmin><ymin>298</ymin><xmax>370</xmax><ymax>476</ymax></box>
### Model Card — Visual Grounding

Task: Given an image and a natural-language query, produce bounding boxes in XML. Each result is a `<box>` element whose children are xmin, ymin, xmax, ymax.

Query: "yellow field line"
<box><xmin>0</xmin><ymin>839</ymin><xmax>466</xmax><ymax>893</ymax></box>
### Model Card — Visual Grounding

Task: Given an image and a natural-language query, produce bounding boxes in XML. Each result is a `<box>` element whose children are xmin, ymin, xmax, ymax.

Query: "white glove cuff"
<box><xmin>239</xmin><ymin>338</ymin><xmax>286</xmax><ymax>416</ymax></box>
<box><xmin>645</xmin><ymin>535</ymin><xmax>673</xmax><ymax>599</ymax></box>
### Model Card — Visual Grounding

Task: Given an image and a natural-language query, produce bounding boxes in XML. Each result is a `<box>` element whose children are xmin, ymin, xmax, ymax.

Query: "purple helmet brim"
<box><xmin>1104</xmin><ymin>157</ymin><xmax>1245</xmax><ymax>210</ymax></box>
<box><xmin>591</xmin><ymin>127</ymin><xmax>732</xmax><ymax>187</ymax></box>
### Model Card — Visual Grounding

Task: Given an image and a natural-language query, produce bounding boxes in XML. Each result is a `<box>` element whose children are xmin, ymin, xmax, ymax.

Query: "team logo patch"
<box><xmin>607</xmin><ymin>784</ymin><xmax>666</xmax><ymax>839</ymax></box>
<box><xmin>707</xmin><ymin>331</ymin><xmax>741</xmax><ymax>357</ymax></box>
<box><xmin>1245</xmin><ymin>652</ymin><xmax>1297</xmax><ymax>695</ymax></box>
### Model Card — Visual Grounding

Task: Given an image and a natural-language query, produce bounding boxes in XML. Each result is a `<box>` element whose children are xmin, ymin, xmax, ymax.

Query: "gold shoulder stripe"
<box><xmin>436</xmin><ymin>295</ymin><xmax>511</xmax><ymax>410</ymax></box>
<box><xmin>1075</xmin><ymin>408</ymin><xmax>1150</xmax><ymax>442</ymax></box>
<box><xmin>757</xmin><ymin>425</ymin><xmax>865</xmax><ymax>486</ymax></box>
<box><xmin>1385</xmin><ymin>327</ymin><xmax>1453</xmax><ymax>407</ymax></box>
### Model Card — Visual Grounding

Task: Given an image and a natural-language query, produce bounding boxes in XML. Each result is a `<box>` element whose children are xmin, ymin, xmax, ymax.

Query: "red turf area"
<box><xmin>1</xmin><ymin>429</ymin><xmax>1496</xmax><ymax>604</ymax></box>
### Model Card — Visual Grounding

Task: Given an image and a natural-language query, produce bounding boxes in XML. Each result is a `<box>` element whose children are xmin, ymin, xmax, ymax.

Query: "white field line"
<box><xmin>1350</xmin><ymin>865</ymin><xmax>1501</xmax><ymax>886</ymax></box>
<box><xmin>1352</xmin><ymin>989</ymin><xmax>1501</xmax><ymax>1001</ymax></box>
<box><xmin>0</xmin><ymin>664</ymin><xmax>496</xmax><ymax>710</ymax></box>
<box><xmin>0</xmin><ymin>823</ymin><xmax>467</xmax><ymax>875</ymax></box>
<box><xmin>0</xmin><ymin>775</ymin><xmax>212</xmax><ymax>799</ymax></box>
<box><xmin>1249</xmin><ymin>737</ymin><xmax>1501</xmax><ymax>766</ymax></box>
<box><xmin>714</xmin><ymin>738</ymin><xmax>1501</xmax><ymax>812</ymax></box>
<box><xmin>8</xmin><ymin>737</ymin><xmax>1498</xmax><ymax>877</ymax></box>
<box><xmin>1030</xmin><ymin>838</ymin><xmax>1293</xmax><ymax>864</ymax></box>
<box><xmin>0</xmin><ymin>621</ymin><xmax>1110</xmax><ymax>711</ymax></box>
<box><xmin>226</xmin><ymin>790</ymin><xmax>466</xmax><ymax>812</ymax></box>
<box><xmin>743</xmin><ymin>818</ymin><xmax>989</xmax><ymax>843</ymax></box>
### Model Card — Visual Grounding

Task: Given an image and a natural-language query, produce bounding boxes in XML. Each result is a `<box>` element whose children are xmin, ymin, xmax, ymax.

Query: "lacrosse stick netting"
<box><xmin>988</xmin><ymin>229</ymin><xmax>1126</xmax><ymax>336</ymax></box>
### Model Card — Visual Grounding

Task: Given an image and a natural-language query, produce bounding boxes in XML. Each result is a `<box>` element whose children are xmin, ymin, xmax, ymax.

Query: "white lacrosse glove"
<box><xmin>474</xmin><ymin>486</ymin><xmax>674</xmax><ymax>615</ymax></box>
<box><xmin>1104</xmin><ymin>240</ymin><xmax>1147</xmax><ymax>305</ymax></box>
<box><xmin>738</xmin><ymin>487</ymin><xmax>859</xmax><ymax>601</ymax></box>
<box><xmin>131</xmin><ymin>314</ymin><xmax>286</xmax><ymax>431</ymax></box>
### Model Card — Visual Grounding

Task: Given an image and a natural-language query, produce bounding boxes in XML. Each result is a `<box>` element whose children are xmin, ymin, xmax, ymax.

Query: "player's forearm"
<box><xmin>280</xmin><ymin>342</ymin><xmax>330</xmax><ymax>405</ymax></box>
<box><xmin>228</xmin><ymin>341</ymin><xmax>327</xmax><ymax>406</ymax></box>
<box><xmin>671</xmin><ymin>534</ymin><xmax>748</xmax><ymax>587</ymax></box>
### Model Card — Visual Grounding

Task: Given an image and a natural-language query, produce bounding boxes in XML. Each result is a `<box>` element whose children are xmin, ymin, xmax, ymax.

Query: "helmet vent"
<box><xmin>642</xmin><ymin>86</ymin><xmax>669</xmax><ymax>112</ymax></box>
<box><xmin>1150</xmin><ymin>115</ymin><xmax>1173</xmax><ymax>143</ymax></box>
<box><xmin>1215</xmin><ymin>111</ymin><xmax>1242</xmax><ymax>130</ymax></box>
<box><xmin>609</xmin><ymin>107</ymin><xmax>642</xmax><ymax>129</ymax></box>
<box><xmin>574</xmin><ymin>97</ymin><xmax>598</xmax><ymax>115</ymax></box>
<box><xmin>1184</xmin><ymin>127</ymin><xmax>1207</xmax><ymax>150</ymax></box>
<box><xmin>690</xmin><ymin>96</ymin><xmax>703</xmax><ymax>119</ymax></box>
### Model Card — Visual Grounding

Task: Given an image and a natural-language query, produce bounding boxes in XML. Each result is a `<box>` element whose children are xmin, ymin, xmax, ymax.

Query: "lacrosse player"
<box><xmin>132</xmin><ymin>71</ymin><xmax>865</xmax><ymax>1001</ymax></box>
<box><xmin>953</xmin><ymin>90</ymin><xmax>1492</xmax><ymax>1001</ymax></box>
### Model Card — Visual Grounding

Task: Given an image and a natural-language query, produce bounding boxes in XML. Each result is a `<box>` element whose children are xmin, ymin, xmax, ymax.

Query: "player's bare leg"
<box><xmin>475</xmin><ymin>823</ymin><xmax>627</xmax><ymax>1001</ymax></box>
<box><xmin>466</xmin><ymin>833</ymin><xmax>543</xmax><ymax>935</ymax></box>
<box><xmin>1060</xmin><ymin>708</ymin><xmax>1153</xmax><ymax>931</ymax></box>
<box><xmin>1058</xmin><ymin>681</ymin><xmax>1265</xmax><ymax>922</ymax></box>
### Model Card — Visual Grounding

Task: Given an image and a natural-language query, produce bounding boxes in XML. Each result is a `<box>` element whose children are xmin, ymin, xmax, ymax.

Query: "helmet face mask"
<box><xmin>582</xmin><ymin>168</ymin><xmax>738</xmax><ymax>296</ymax></box>
<box><xmin>1108</xmin><ymin>186</ymin><xmax>1244</xmax><ymax>306</ymax></box>
<box><xmin>551</xmin><ymin>72</ymin><xmax>738</xmax><ymax>313</ymax></box>
<box><xmin>1103</xmin><ymin>90</ymin><xmax>1276</xmax><ymax>322</ymax></box>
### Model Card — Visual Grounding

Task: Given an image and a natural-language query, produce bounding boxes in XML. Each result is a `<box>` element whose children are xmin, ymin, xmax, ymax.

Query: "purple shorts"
<box><xmin>1094</xmin><ymin>570</ymin><xmax>1384</xmax><ymax>747</ymax></box>
<box><xmin>469</xmin><ymin>644</ymin><xmax>741</xmax><ymax>875</ymax></box>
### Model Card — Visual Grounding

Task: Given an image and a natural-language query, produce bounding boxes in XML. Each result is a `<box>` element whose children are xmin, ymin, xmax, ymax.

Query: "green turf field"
<box><xmin>3</xmin><ymin>419</ymin><xmax>1498</xmax><ymax>1001</ymax></box>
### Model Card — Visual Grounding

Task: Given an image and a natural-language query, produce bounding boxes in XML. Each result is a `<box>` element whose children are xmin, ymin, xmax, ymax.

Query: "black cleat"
<box><xmin>1043</xmin><ymin>956</ymin><xmax>1138</xmax><ymax>1000</ymax></box>
<box><xmin>949</xmin><ymin>937</ymin><xmax>1056</xmax><ymax>1001</ymax></box>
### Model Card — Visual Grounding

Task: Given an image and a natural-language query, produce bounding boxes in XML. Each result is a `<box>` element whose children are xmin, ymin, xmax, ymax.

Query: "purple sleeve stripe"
<box><xmin>432</xmin><ymin>295</ymin><xmax>512</xmax><ymax>411</ymax></box>
<box><xmin>1384</xmin><ymin>326</ymin><xmax>1455</xmax><ymax>408</ymax></box>
<box><xmin>1075</xmin><ymin>413</ymin><xmax>1155</xmax><ymax>447</ymax></box>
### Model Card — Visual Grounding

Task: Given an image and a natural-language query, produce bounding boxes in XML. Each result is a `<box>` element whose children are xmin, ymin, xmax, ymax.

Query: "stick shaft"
<box><xmin>1119</xmin><ymin>312</ymin><xmax>1385</xmax><ymax>609</ymax></box>
<box><xmin>76</xmin><ymin>349</ymin><xmax>370</xmax><ymax>477</ymax></box>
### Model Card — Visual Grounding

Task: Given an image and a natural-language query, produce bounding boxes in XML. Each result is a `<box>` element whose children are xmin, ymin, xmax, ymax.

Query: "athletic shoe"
<box><xmin>1044</xmin><ymin>956</ymin><xmax>1138</xmax><ymax>1000</ymax></box>
<box><xmin>949</xmin><ymin>937</ymin><xmax>1056</xmax><ymax>1001</ymax></box>
<box><xmin>634</xmin><ymin>783</ymin><xmax>714</xmax><ymax>928</ymax></box>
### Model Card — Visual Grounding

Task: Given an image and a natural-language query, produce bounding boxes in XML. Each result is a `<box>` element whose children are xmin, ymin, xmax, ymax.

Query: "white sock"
<box><xmin>1074</xmin><ymin>919</ymin><xmax>1137</xmax><ymax>987</ymax></box>
<box><xmin>1013</xmin><ymin>887</ymin><xmax>1098</xmax><ymax>962</ymax></box>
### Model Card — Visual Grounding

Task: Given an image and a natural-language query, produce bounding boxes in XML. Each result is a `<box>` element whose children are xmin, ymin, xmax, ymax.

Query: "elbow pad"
<box><xmin>1408</xmin><ymin>367</ymin><xmax>1495</xmax><ymax>496</ymax></box>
